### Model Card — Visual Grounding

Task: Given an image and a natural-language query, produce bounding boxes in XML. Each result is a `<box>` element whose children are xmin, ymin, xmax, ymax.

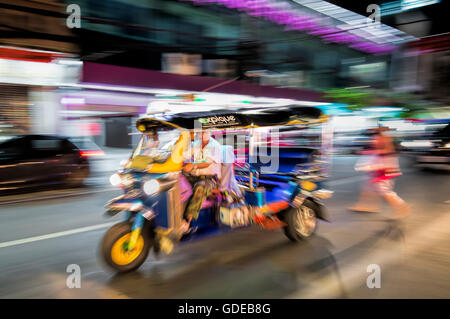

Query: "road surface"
<box><xmin>0</xmin><ymin>156</ymin><xmax>449</xmax><ymax>298</ymax></box>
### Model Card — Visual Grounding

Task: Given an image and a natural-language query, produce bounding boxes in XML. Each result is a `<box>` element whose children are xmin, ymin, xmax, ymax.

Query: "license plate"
<box><xmin>418</xmin><ymin>156</ymin><xmax>449</xmax><ymax>163</ymax></box>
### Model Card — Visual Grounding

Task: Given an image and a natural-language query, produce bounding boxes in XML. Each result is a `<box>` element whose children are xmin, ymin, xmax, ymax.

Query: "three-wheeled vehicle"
<box><xmin>100</xmin><ymin>105</ymin><xmax>333</xmax><ymax>272</ymax></box>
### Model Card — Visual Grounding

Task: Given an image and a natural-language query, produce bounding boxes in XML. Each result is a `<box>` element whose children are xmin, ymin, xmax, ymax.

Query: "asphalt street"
<box><xmin>0</xmin><ymin>156</ymin><xmax>449</xmax><ymax>298</ymax></box>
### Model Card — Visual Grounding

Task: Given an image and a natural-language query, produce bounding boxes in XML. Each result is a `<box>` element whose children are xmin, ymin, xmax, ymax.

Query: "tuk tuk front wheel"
<box><xmin>283</xmin><ymin>199</ymin><xmax>318</xmax><ymax>242</ymax></box>
<box><xmin>101</xmin><ymin>221</ymin><xmax>151</xmax><ymax>273</ymax></box>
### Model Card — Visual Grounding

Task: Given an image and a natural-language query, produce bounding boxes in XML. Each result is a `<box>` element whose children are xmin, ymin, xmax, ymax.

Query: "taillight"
<box><xmin>79</xmin><ymin>150</ymin><xmax>105</xmax><ymax>157</ymax></box>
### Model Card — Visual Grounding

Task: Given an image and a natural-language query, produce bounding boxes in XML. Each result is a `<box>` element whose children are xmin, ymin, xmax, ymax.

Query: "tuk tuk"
<box><xmin>100</xmin><ymin>105</ymin><xmax>333</xmax><ymax>273</ymax></box>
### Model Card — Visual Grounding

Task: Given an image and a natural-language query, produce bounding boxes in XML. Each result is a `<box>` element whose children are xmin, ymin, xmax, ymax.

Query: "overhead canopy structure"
<box><xmin>178</xmin><ymin>0</ymin><xmax>415</xmax><ymax>54</ymax></box>
<box><xmin>136</xmin><ymin>105</ymin><xmax>326</xmax><ymax>131</ymax></box>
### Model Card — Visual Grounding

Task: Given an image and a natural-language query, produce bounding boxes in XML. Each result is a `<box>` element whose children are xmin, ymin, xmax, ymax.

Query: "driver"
<box><xmin>180</xmin><ymin>130</ymin><xmax>222</xmax><ymax>233</ymax></box>
<box><xmin>141</xmin><ymin>128</ymin><xmax>160</xmax><ymax>156</ymax></box>
<box><xmin>141</xmin><ymin>128</ymin><xmax>177</xmax><ymax>160</ymax></box>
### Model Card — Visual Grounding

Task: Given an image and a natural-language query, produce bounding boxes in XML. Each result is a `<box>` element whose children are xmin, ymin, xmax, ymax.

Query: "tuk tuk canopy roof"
<box><xmin>137</xmin><ymin>105</ymin><xmax>327</xmax><ymax>131</ymax></box>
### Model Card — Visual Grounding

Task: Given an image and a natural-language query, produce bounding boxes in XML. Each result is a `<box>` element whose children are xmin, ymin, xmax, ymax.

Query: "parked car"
<box><xmin>400</xmin><ymin>122</ymin><xmax>450</xmax><ymax>170</ymax></box>
<box><xmin>414</xmin><ymin>123</ymin><xmax>450</xmax><ymax>170</ymax></box>
<box><xmin>0</xmin><ymin>135</ymin><xmax>104</xmax><ymax>193</ymax></box>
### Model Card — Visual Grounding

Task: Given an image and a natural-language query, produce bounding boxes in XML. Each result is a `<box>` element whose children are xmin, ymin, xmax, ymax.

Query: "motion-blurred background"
<box><xmin>0</xmin><ymin>0</ymin><xmax>449</xmax><ymax>299</ymax></box>
<box><xmin>1</xmin><ymin>0</ymin><xmax>449</xmax><ymax>191</ymax></box>
<box><xmin>1</xmin><ymin>0</ymin><xmax>448</xmax><ymax>146</ymax></box>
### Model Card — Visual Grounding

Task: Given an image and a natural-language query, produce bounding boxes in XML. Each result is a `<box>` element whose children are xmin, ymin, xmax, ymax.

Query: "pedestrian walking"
<box><xmin>348</xmin><ymin>125</ymin><xmax>411</xmax><ymax>219</ymax></box>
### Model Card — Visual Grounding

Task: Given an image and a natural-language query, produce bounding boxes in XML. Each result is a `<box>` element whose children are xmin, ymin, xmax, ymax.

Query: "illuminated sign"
<box><xmin>381</xmin><ymin>0</ymin><xmax>440</xmax><ymax>16</ymax></box>
<box><xmin>198</xmin><ymin>115</ymin><xmax>240</xmax><ymax>128</ymax></box>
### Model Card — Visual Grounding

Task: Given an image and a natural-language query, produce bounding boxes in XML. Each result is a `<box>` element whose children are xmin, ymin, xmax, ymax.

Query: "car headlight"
<box><xmin>110</xmin><ymin>173</ymin><xmax>121</xmax><ymax>187</ymax></box>
<box><xmin>143</xmin><ymin>179</ymin><xmax>160</xmax><ymax>195</ymax></box>
<box><xmin>444</xmin><ymin>142</ymin><xmax>450</xmax><ymax>149</ymax></box>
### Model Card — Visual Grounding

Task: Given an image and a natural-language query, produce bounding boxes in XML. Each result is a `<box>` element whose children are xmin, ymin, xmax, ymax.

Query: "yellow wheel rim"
<box><xmin>110</xmin><ymin>233</ymin><xmax>145</xmax><ymax>266</ymax></box>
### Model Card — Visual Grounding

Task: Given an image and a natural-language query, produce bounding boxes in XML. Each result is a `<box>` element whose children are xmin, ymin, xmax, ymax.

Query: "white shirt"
<box><xmin>187</xmin><ymin>137</ymin><xmax>222</xmax><ymax>178</ymax></box>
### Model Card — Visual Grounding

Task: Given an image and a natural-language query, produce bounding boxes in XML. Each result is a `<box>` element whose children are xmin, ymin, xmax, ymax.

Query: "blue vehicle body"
<box><xmin>100</xmin><ymin>105</ymin><xmax>332</xmax><ymax>272</ymax></box>
<box><xmin>107</xmin><ymin>162</ymin><xmax>328</xmax><ymax>248</ymax></box>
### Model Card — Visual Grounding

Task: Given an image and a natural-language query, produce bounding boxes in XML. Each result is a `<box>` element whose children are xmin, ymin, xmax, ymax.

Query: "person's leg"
<box><xmin>348</xmin><ymin>177</ymin><xmax>381</xmax><ymax>213</ymax></box>
<box><xmin>179</xmin><ymin>176</ymin><xmax>198</xmax><ymax>233</ymax></box>
<box><xmin>159</xmin><ymin>176</ymin><xmax>213</xmax><ymax>252</ymax></box>
<box><xmin>184</xmin><ymin>178</ymin><xmax>213</xmax><ymax>223</ymax></box>
<box><xmin>376</xmin><ymin>180</ymin><xmax>411</xmax><ymax>219</ymax></box>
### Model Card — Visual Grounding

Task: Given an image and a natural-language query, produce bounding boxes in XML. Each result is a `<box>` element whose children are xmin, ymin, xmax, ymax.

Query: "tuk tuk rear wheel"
<box><xmin>283</xmin><ymin>199</ymin><xmax>318</xmax><ymax>242</ymax></box>
<box><xmin>101</xmin><ymin>221</ymin><xmax>151</xmax><ymax>273</ymax></box>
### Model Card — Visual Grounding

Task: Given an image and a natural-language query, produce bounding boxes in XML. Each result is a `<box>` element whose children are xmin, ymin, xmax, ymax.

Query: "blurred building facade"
<box><xmin>326</xmin><ymin>0</ymin><xmax>450</xmax><ymax>103</ymax></box>
<box><xmin>0</xmin><ymin>0</ymin><xmax>79</xmax><ymax>136</ymax></box>
<box><xmin>0</xmin><ymin>0</ymin><xmax>433</xmax><ymax>146</ymax></box>
<box><xmin>60</xmin><ymin>0</ymin><xmax>413</xmax><ymax>90</ymax></box>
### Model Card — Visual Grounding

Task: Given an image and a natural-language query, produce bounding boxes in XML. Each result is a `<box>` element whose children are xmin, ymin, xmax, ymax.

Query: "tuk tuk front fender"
<box><xmin>105</xmin><ymin>196</ymin><xmax>145</xmax><ymax>216</ymax></box>
<box><xmin>293</xmin><ymin>194</ymin><xmax>330</xmax><ymax>222</ymax></box>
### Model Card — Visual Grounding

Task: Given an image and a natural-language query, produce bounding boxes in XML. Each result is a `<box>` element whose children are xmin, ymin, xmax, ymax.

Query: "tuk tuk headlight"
<box><xmin>110</xmin><ymin>173</ymin><xmax>121</xmax><ymax>187</ymax></box>
<box><xmin>143</xmin><ymin>179</ymin><xmax>160</xmax><ymax>195</ymax></box>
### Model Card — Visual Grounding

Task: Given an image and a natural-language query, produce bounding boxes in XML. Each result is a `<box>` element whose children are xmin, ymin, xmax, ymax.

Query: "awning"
<box><xmin>81</xmin><ymin>62</ymin><xmax>325</xmax><ymax>102</ymax></box>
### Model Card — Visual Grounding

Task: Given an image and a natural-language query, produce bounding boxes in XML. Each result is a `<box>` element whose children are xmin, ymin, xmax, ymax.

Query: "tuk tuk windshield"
<box><xmin>132</xmin><ymin>129</ymin><xmax>181</xmax><ymax>163</ymax></box>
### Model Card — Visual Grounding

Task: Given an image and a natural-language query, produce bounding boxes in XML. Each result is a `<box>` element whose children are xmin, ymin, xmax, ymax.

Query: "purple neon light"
<box><xmin>350</xmin><ymin>42</ymin><xmax>396</xmax><ymax>54</ymax></box>
<box><xmin>321</xmin><ymin>32</ymin><xmax>359</xmax><ymax>44</ymax></box>
<box><xmin>309</xmin><ymin>27</ymin><xmax>339</xmax><ymax>36</ymax></box>
<box><xmin>286</xmin><ymin>17</ymin><xmax>319</xmax><ymax>31</ymax></box>
<box><xmin>179</xmin><ymin>0</ymin><xmax>396</xmax><ymax>55</ymax></box>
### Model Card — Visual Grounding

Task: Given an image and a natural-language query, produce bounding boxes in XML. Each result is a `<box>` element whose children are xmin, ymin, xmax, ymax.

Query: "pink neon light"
<box><xmin>179</xmin><ymin>0</ymin><xmax>395</xmax><ymax>55</ymax></box>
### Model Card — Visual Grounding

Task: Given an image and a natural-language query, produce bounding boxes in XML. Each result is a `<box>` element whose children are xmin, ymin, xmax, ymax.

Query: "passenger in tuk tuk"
<box><xmin>181</xmin><ymin>130</ymin><xmax>223</xmax><ymax>233</ymax></box>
